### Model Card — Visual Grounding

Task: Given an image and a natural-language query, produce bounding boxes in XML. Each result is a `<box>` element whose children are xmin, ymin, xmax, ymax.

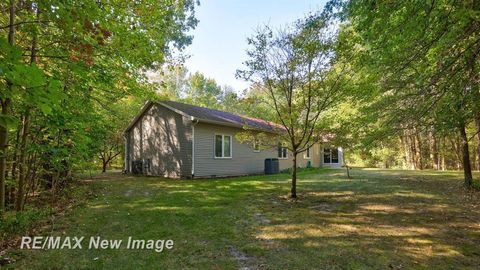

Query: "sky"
<box><xmin>183</xmin><ymin>0</ymin><xmax>327</xmax><ymax>93</ymax></box>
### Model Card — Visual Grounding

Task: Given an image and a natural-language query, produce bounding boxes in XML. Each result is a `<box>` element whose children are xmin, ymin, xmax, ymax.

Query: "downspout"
<box><xmin>191</xmin><ymin>117</ymin><xmax>199</xmax><ymax>178</ymax></box>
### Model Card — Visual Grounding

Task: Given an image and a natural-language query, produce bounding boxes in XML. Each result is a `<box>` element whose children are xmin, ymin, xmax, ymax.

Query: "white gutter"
<box><xmin>191</xmin><ymin>117</ymin><xmax>199</xmax><ymax>178</ymax></box>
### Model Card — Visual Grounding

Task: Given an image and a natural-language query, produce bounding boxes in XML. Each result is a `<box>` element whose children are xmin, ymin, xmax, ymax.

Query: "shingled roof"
<box><xmin>125</xmin><ymin>100</ymin><xmax>285</xmax><ymax>133</ymax></box>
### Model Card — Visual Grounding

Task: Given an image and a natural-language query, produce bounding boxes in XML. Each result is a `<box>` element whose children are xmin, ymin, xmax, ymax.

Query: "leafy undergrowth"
<box><xmin>0</xmin><ymin>181</ymin><xmax>92</xmax><ymax>265</ymax></box>
<box><xmin>5</xmin><ymin>169</ymin><xmax>480</xmax><ymax>269</ymax></box>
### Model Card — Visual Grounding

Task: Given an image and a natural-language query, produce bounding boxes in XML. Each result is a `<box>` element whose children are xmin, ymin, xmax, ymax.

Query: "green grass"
<box><xmin>5</xmin><ymin>168</ymin><xmax>480</xmax><ymax>269</ymax></box>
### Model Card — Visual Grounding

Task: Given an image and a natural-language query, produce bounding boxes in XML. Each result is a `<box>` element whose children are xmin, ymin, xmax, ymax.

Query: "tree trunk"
<box><xmin>409</xmin><ymin>134</ymin><xmax>417</xmax><ymax>169</ymax></box>
<box><xmin>290</xmin><ymin>151</ymin><xmax>297</xmax><ymax>198</ymax></box>
<box><xmin>414</xmin><ymin>130</ymin><xmax>423</xmax><ymax>170</ymax></box>
<box><xmin>459</xmin><ymin>122</ymin><xmax>473</xmax><ymax>187</ymax></box>
<box><xmin>400</xmin><ymin>135</ymin><xmax>409</xmax><ymax>169</ymax></box>
<box><xmin>15</xmin><ymin>111</ymin><xmax>30</xmax><ymax>211</ymax></box>
<box><xmin>440</xmin><ymin>136</ymin><xmax>446</xmax><ymax>171</ymax></box>
<box><xmin>0</xmin><ymin>100</ymin><xmax>10</xmax><ymax>211</ymax></box>
<box><xmin>406</xmin><ymin>132</ymin><xmax>416</xmax><ymax>170</ymax></box>
<box><xmin>0</xmin><ymin>0</ymin><xmax>15</xmax><ymax>211</ymax></box>
<box><xmin>476</xmin><ymin>116</ymin><xmax>480</xmax><ymax>171</ymax></box>
<box><xmin>10</xmin><ymin>124</ymin><xmax>21</xmax><ymax>182</ymax></box>
<box><xmin>450</xmin><ymin>136</ymin><xmax>463</xmax><ymax>170</ymax></box>
<box><xmin>23</xmin><ymin>152</ymin><xmax>36</xmax><ymax>206</ymax></box>
<box><xmin>102</xmin><ymin>159</ymin><xmax>107</xmax><ymax>173</ymax></box>
<box><xmin>429</xmin><ymin>129</ymin><xmax>439</xmax><ymax>170</ymax></box>
<box><xmin>15</xmin><ymin>6</ymin><xmax>38</xmax><ymax>211</ymax></box>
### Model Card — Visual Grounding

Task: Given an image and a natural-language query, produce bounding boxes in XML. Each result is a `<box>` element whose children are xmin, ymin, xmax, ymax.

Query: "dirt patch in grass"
<box><xmin>308</xmin><ymin>201</ymin><xmax>336</xmax><ymax>213</ymax></box>
<box><xmin>229</xmin><ymin>245</ymin><xmax>267</xmax><ymax>270</ymax></box>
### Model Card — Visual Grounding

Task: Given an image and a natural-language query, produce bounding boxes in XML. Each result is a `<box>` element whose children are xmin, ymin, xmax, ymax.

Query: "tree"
<box><xmin>336</xmin><ymin>0</ymin><xmax>480</xmax><ymax>187</ymax></box>
<box><xmin>238</xmin><ymin>14</ymin><xmax>349</xmax><ymax>198</ymax></box>
<box><xmin>184</xmin><ymin>72</ymin><xmax>223</xmax><ymax>108</ymax></box>
<box><xmin>0</xmin><ymin>0</ymin><xmax>198</xmax><ymax>212</ymax></box>
<box><xmin>0</xmin><ymin>0</ymin><xmax>15</xmax><ymax>211</ymax></box>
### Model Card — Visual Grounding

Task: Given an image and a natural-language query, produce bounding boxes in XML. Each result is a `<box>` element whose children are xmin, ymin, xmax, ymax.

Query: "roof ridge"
<box><xmin>161</xmin><ymin>100</ymin><xmax>281</xmax><ymax>128</ymax></box>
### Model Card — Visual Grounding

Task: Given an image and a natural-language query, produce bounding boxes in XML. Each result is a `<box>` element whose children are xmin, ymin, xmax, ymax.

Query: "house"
<box><xmin>124</xmin><ymin>100</ymin><xmax>343</xmax><ymax>178</ymax></box>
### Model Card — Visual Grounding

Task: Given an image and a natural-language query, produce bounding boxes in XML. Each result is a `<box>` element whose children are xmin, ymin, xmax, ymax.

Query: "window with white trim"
<box><xmin>278</xmin><ymin>143</ymin><xmax>288</xmax><ymax>159</ymax></box>
<box><xmin>215</xmin><ymin>134</ymin><xmax>232</xmax><ymax>158</ymax></box>
<box><xmin>323</xmin><ymin>147</ymin><xmax>339</xmax><ymax>163</ymax></box>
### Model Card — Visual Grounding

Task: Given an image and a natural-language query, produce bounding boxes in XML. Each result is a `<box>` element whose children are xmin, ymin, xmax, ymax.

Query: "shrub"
<box><xmin>0</xmin><ymin>208</ymin><xmax>52</xmax><ymax>240</ymax></box>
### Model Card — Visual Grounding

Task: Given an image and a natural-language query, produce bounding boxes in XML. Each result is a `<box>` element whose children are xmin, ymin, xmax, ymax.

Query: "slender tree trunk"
<box><xmin>400</xmin><ymin>135</ymin><xmax>409</xmax><ymax>169</ymax></box>
<box><xmin>442</xmin><ymin>154</ymin><xmax>446</xmax><ymax>171</ymax></box>
<box><xmin>102</xmin><ymin>159</ymin><xmax>107</xmax><ymax>173</ymax></box>
<box><xmin>450</xmin><ymin>136</ymin><xmax>463</xmax><ymax>170</ymax></box>
<box><xmin>414</xmin><ymin>130</ymin><xmax>423</xmax><ymax>170</ymax></box>
<box><xmin>10</xmin><ymin>124</ymin><xmax>21</xmax><ymax>181</ymax></box>
<box><xmin>440</xmin><ymin>137</ymin><xmax>446</xmax><ymax>171</ymax></box>
<box><xmin>15</xmin><ymin>111</ymin><xmax>30</xmax><ymax>211</ymax></box>
<box><xmin>15</xmin><ymin>6</ymin><xmax>38</xmax><ymax>211</ymax></box>
<box><xmin>23</xmin><ymin>152</ymin><xmax>36</xmax><ymax>205</ymax></box>
<box><xmin>407</xmin><ymin>133</ymin><xmax>416</xmax><ymax>169</ymax></box>
<box><xmin>0</xmin><ymin>0</ymin><xmax>15</xmax><ymax>211</ymax></box>
<box><xmin>31</xmin><ymin>160</ymin><xmax>39</xmax><ymax>198</ymax></box>
<box><xmin>459</xmin><ymin>122</ymin><xmax>473</xmax><ymax>187</ymax></box>
<box><xmin>290</xmin><ymin>151</ymin><xmax>297</xmax><ymax>198</ymax></box>
<box><xmin>0</xmin><ymin>100</ymin><xmax>10</xmax><ymax>211</ymax></box>
<box><xmin>456</xmin><ymin>137</ymin><xmax>462</xmax><ymax>170</ymax></box>
<box><xmin>408</xmin><ymin>132</ymin><xmax>417</xmax><ymax>170</ymax></box>
<box><xmin>476</xmin><ymin>116</ymin><xmax>480</xmax><ymax>171</ymax></box>
<box><xmin>429</xmin><ymin>129</ymin><xmax>438</xmax><ymax>170</ymax></box>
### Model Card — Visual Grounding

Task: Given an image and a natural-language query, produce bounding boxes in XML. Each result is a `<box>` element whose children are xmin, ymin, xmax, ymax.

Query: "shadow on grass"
<box><xmin>9</xmin><ymin>168</ymin><xmax>480</xmax><ymax>269</ymax></box>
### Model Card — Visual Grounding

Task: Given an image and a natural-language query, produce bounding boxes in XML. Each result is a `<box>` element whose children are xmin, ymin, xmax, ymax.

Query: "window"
<box><xmin>323</xmin><ymin>147</ymin><xmax>339</xmax><ymax>164</ymax></box>
<box><xmin>253</xmin><ymin>139</ymin><xmax>260</xmax><ymax>152</ymax></box>
<box><xmin>215</xmin><ymin>134</ymin><xmax>232</xmax><ymax>158</ymax></box>
<box><xmin>278</xmin><ymin>143</ymin><xmax>288</xmax><ymax>159</ymax></box>
<box><xmin>304</xmin><ymin>147</ymin><xmax>311</xmax><ymax>159</ymax></box>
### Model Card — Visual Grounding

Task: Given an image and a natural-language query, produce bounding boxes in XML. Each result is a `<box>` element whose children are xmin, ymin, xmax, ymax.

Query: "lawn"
<box><xmin>5</xmin><ymin>168</ymin><xmax>480</xmax><ymax>269</ymax></box>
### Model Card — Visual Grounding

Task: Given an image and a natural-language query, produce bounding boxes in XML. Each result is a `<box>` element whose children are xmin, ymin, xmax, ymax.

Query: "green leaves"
<box><xmin>0</xmin><ymin>114</ymin><xmax>17</xmax><ymax>129</ymax></box>
<box><xmin>6</xmin><ymin>64</ymin><xmax>45</xmax><ymax>88</ymax></box>
<box><xmin>0</xmin><ymin>37</ymin><xmax>22</xmax><ymax>63</ymax></box>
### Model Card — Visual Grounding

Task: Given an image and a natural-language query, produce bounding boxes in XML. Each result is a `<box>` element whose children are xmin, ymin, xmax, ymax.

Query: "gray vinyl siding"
<box><xmin>277</xmin><ymin>144</ymin><xmax>344</xmax><ymax>170</ymax></box>
<box><xmin>193</xmin><ymin>123</ymin><xmax>278</xmax><ymax>178</ymax></box>
<box><xmin>278</xmin><ymin>144</ymin><xmax>320</xmax><ymax>170</ymax></box>
<box><xmin>127</xmin><ymin>103</ymin><xmax>192</xmax><ymax>178</ymax></box>
<box><xmin>125</xmin><ymin>102</ymin><xmax>343</xmax><ymax>178</ymax></box>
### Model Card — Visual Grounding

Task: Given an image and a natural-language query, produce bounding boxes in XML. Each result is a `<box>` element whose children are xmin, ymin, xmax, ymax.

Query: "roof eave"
<box><xmin>124</xmin><ymin>100</ymin><xmax>286</xmax><ymax>135</ymax></box>
<box><xmin>123</xmin><ymin>101</ymin><xmax>154</xmax><ymax>134</ymax></box>
<box><xmin>194</xmin><ymin>118</ymin><xmax>283</xmax><ymax>134</ymax></box>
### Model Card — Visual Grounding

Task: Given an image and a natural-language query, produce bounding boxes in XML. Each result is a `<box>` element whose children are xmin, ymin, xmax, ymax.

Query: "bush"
<box><xmin>0</xmin><ymin>207</ymin><xmax>52</xmax><ymax>240</ymax></box>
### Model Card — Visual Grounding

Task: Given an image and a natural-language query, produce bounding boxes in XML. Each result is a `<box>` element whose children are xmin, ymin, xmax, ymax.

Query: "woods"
<box><xmin>0</xmin><ymin>0</ymin><xmax>197</xmax><ymax>213</ymax></box>
<box><xmin>0</xmin><ymin>0</ymin><xmax>479</xmax><ymax>212</ymax></box>
<box><xmin>336</xmin><ymin>0</ymin><xmax>480</xmax><ymax>187</ymax></box>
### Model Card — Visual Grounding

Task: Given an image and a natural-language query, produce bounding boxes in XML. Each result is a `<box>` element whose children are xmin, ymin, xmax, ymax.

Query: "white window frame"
<box><xmin>304</xmin><ymin>147</ymin><xmax>311</xmax><ymax>159</ymax></box>
<box><xmin>253</xmin><ymin>139</ymin><xmax>260</xmax><ymax>153</ymax></box>
<box><xmin>278</xmin><ymin>143</ymin><xmax>288</xmax><ymax>159</ymax></box>
<box><xmin>323</xmin><ymin>147</ymin><xmax>339</xmax><ymax>164</ymax></box>
<box><xmin>214</xmin><ymin>134</ymin><xmax>232</xmax><ymax>159</ymax></box>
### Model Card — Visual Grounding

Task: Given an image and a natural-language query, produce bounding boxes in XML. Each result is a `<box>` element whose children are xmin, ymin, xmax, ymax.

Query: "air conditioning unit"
<box><xmin>132</xmin><ymin>160</ymin><xmax>143</xmax><ymax>174</ymax></box>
